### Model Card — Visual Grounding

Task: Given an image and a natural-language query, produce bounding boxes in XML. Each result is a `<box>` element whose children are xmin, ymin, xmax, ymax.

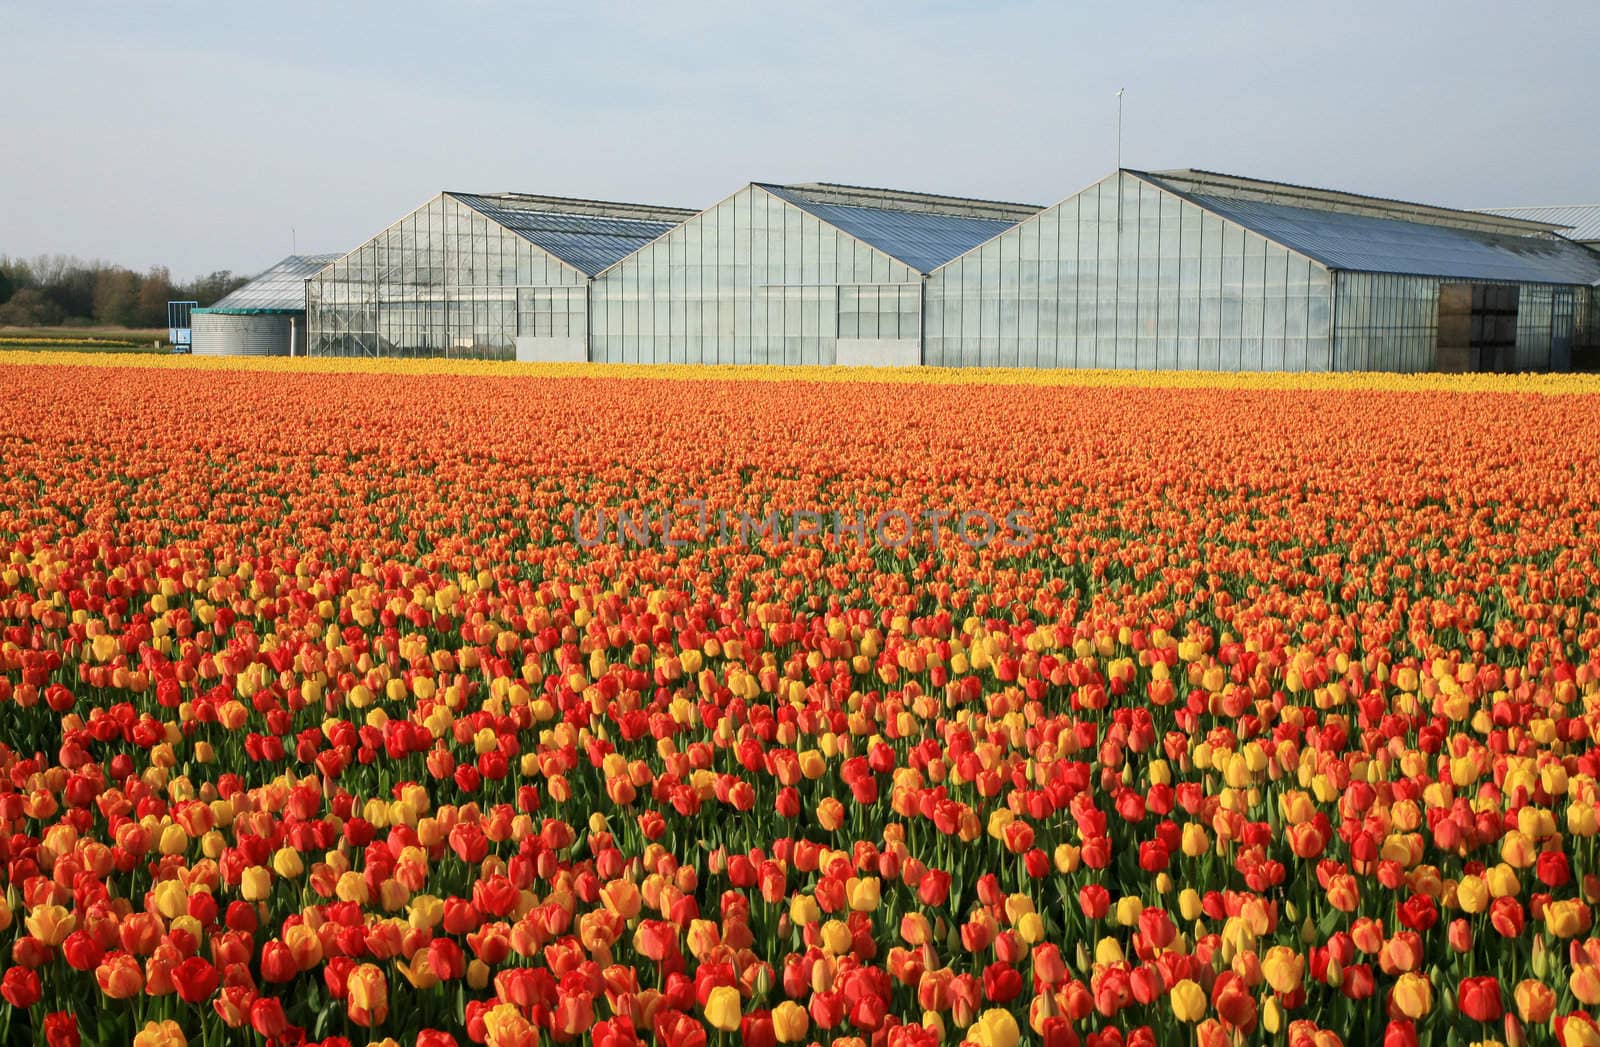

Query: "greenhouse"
<box><xmin>925</xmin><ymin>170</ymin><xmax>1600</xmax><ymax>372</ymax></box>
<box><xmin>305</xmin><ymin>171</ymin><xmax>1600</xmax><ymax>371</ymax></box>
<box><xmin>305</xmin><ymin>192</ymin><xmax>696</xmax><ymax>359</ymax></box>
<box><xmin>588</xmin><ymin>183</ymin><xmax>1041</xmax><ymax>366</ymax></box>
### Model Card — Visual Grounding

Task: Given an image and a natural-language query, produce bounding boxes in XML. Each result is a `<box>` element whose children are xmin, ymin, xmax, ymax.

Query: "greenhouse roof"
<box><xmin>450</xmin><ymin>193</ymin><xmax>697</xmax><ymax>275</ymax></box>
<box><xmin>207</xmin><ymin>254</ymin><xmax>341</xmax><ymax>313</ymax></box>
<box><xmin>1476</xmin><ymin>204</ymin><xmax>1600</xmax><ymax>243</ymax></box>
<box><xmin>758</xmin><ymin>183</ymin><xmax>1042</xmax><ymax>274</ymax></box>
<box><xmin>1140</xmin><ymin>171</ymin><xmax>1600</xmax><ymax>286</ymax></box>
<box><xmin>1149</xmin><ymin>169</ymin><xmax>1566</xmax><ymax>236</ymax></box>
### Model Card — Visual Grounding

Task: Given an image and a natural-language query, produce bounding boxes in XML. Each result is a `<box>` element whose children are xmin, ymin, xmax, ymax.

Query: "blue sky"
<box><xmin>3</xmin><ymin>1</ymin><xmax>1597</xmax><ymax>278</ymax></box>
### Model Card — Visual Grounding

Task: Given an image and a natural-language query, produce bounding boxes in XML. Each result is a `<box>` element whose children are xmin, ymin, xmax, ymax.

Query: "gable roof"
<box><xmin>756</xmin><ymin>183</ymin><xmax>1041</xmax><ymax>274</ymax></box>
<box><xmin>204</xmin><ymin>254</ymin><xmax>342</xmax><ymax>313</ymax></box>
<box><xmin>1138</xmin><ymin>170</ymin><xmax>1600</xmax><ymax>286</ymax></box>
<box><xmin>449</xmin><ymin>192</ymin><xmax>697</xmax><ymax>276</ymax></box>
<box><xmin>1476</xmin><ymin>204</ymin><xmax>1600</xmax><ymax>243</ymax></box>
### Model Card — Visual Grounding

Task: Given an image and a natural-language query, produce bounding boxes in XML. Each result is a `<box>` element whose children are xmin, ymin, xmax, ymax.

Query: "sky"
<box><xmin>3</xmin><ymin>0</ymin><xmax>1597</xmax><ymax>279</ymax></box>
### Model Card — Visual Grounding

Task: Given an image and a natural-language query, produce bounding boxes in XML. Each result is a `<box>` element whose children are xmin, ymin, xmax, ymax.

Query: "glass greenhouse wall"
<box><xmin>924</xmin><ymin>172</ymin><xmax>1335</xmax><ymax>371</ymax></box>
<box><xmin>1329</xmin><ymin>274</ymin><xmax>1591</xmax><ymax>372</ymax></box>
<box><xmin>589</xmin><ymin>185</ymin><xmax>921</xmax><ymax>365</ymax></box>
<box><xmin>306</xmin><ymin>194</ymin><xmax>588</xmax><ymax>359</ymax></box>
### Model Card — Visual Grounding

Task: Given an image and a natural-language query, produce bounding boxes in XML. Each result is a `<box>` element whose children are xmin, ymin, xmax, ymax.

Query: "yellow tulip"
<box><xmin>24</xmin><ymin>904</ymin><xmax>76</xmax><ymax>947</ymax></box>
<box><xmin>789</xmin><ymin>895</ymin><xmax>819</xmax><ymax>927</ymax></box>
<box><xmin>1545</xmin><ymin>898</ymin><xmax>1586</xmax><ymax>938</ymax></box>
<box><xmin>1170</xmin><ymin>979</ymin><xmax>1207</xmax><ymax>1022</ymax></box>
<box><xmin>335</xmin><ymin>870</ymin><xmax>370</xmax><ymax>905</ymax></box>
<box><xmin>820</xmin><ymin>919</ymin><xmax>852</xmax><ymax>956</ymax></box>
<box><xmin>772</xmin><ymin>999</ymin><xmax>809</xmax><ymax>1042</ymax></box>
<box><xmin>847</xmin><ymin>876</ymin><xmax>881</xmax><ymax>912</ymax></box>
<box><xmin>152</xmin><ymin>880</ymin><xmax>188</xmax><ymax>921</ymax></box>
<box><xmin>240</xmin><ymin>866</ymin><xmax>272</xmax><ymax>901</ymax></box>
<box><xmin>968</xmin><ymin>1008</ymin><xmax>1020</xmax><ymax>1047</ymax></box>
<box><xmin>132</xmin><ymin>1020</ymin><xmax>187</xmax><ymax>1047</ymax></box>
<box><xmin>273</xmin><ymin>848</ymin><xmax>305</xmax><ymax>879</ymax></box>
<box><xmin>703</xmin><ymin>984</ymin><xmax>742</xmax><ymax>1032</ymax></box>
<box><xmin>1262</xmin><ymin>945</ymin><xmax>1304</xmax><ymax>995</ymax></box>
<box><xmin>1392</xmin><ymin>972</ymin><xmax>1433</xmax><ymax>1018</ymax></box>
<box><xmin>158</xmin><ymin>823</ymin><xmax>189</xmax><ymax>856</ymax></box>
<box><xmin>1457</xmin><ymin>875</ymin><xmax>1489</xmax><ymax>914</ymax></box>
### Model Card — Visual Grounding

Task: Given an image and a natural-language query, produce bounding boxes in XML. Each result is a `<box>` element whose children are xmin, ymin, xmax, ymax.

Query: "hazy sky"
<box><xmin>4</xmin><ymin>1</ymin><xmax>1597</xmax><ymax>278</ymax></box>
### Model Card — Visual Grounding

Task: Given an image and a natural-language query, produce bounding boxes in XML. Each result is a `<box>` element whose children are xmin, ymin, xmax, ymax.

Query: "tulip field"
<box><xmin>4</xmin><ymin>352</ymin><xmax>1600</xmax><ymax>1047</ymax></box>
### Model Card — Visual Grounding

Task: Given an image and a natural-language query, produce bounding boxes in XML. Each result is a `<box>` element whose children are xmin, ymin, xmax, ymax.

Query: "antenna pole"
<box><xmin>1115</xmin><ymin>88</ymin><xmax>1125</xmax><ymax>170</ymax></box>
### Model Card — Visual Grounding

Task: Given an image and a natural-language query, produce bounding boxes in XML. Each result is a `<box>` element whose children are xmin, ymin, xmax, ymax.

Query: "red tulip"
<box><xmin>1460</xmin><ymin>977</ymin><xmax>1504</xmax><ymax>1023</ymax></box>
<box><xmin>43</xmin><ymin>1011</ymin><xmax>79</xmax><ymax>1047</ymax></box>
<box><xmin>172</xmin><ymin>956</ymin><xmax>220</xmax><ymax>1004</ymax></box>
<box><xmin>1383</xmin><ymin>1019</ymin><xmax>1418</xmax><ymax>1047</ymax></box>
<box><xmin>1</xmin><ymin>967</ymin><xmax>41</xmax><ymax>1009</ymax></box>
<box><xmin>250</xmin><ymin>996</ymin><xmax>288</xmax><ymax>1038</ymax></box>
<box><xmin>61</xmin><ymin>930</ymin><xmax>104</xmax><ymax>972</ymax></box>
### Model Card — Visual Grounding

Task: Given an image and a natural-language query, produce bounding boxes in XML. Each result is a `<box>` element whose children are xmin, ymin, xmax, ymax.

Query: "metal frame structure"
<box><xmin>166</xmin><ymin>301</ymin><xmax>197</xmax><ymax>353</ymax></box>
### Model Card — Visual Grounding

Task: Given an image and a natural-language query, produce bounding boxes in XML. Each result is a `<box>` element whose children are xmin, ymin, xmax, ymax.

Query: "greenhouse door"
<box><xmin>1551</xmin><ymin>290</ymin><xmax>1575</xmax><ymax>372</ymax></box>
<box><xmin>1436</xmin><ymin>283</ymin><xmax>1518</xmax><ymax>372</ymax></box>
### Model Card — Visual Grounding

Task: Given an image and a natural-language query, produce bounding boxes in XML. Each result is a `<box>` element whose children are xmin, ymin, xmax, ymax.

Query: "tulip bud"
<box><xmin>1035</xmin><ymin>989</ymin><xmax>1058</xmax><ymax>1019</ymax></box>
<box><xmin>1262</xmin><ymin>996</ymin><xmax>1283</xmax><ymax>1034</ymax></box>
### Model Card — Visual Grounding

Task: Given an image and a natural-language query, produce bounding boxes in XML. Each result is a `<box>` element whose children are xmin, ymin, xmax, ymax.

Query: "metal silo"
<box><xmin>191</xmin><ymin>312</ymin><xmax>294</xmax><ymax>355</ymax></box>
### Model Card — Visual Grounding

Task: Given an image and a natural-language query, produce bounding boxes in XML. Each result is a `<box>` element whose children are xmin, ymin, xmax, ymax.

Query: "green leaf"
<box><xmin>314</xmin><ymin>999</ymin><xmax>340</xmax><ymax>1040</ymax></box>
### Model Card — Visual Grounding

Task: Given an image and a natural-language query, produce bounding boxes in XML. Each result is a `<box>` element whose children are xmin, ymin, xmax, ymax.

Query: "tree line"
<box><xmin>0</xmin><ymin>256</ymin><xmax>255</xmax><ymax>328</ymax></box>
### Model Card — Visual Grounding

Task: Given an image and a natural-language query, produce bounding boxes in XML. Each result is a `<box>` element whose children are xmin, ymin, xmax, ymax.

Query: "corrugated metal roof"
<box><xmin>1476</xmin><ymin>204</ymin><xmax>1600</xmax><ymax>243</ymax></box>
<box><xmin>1143</xmin><ymin>177</ymin><xmax>1600</xmax><ymax>286</ymax></box>
<box><xmin>758</xmin><ymin>184</ymin><xmax>1024</xmax><ymax>273</ymax></box>
<box><xmin>450</xmin><ymin>193</ymin><xmax>691</xmax><ymax>275</ymax></box>
<box><xmin>207</xmin><ymin>254</ymin><xmax>341</xmax><ymax>313</ymax></box>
